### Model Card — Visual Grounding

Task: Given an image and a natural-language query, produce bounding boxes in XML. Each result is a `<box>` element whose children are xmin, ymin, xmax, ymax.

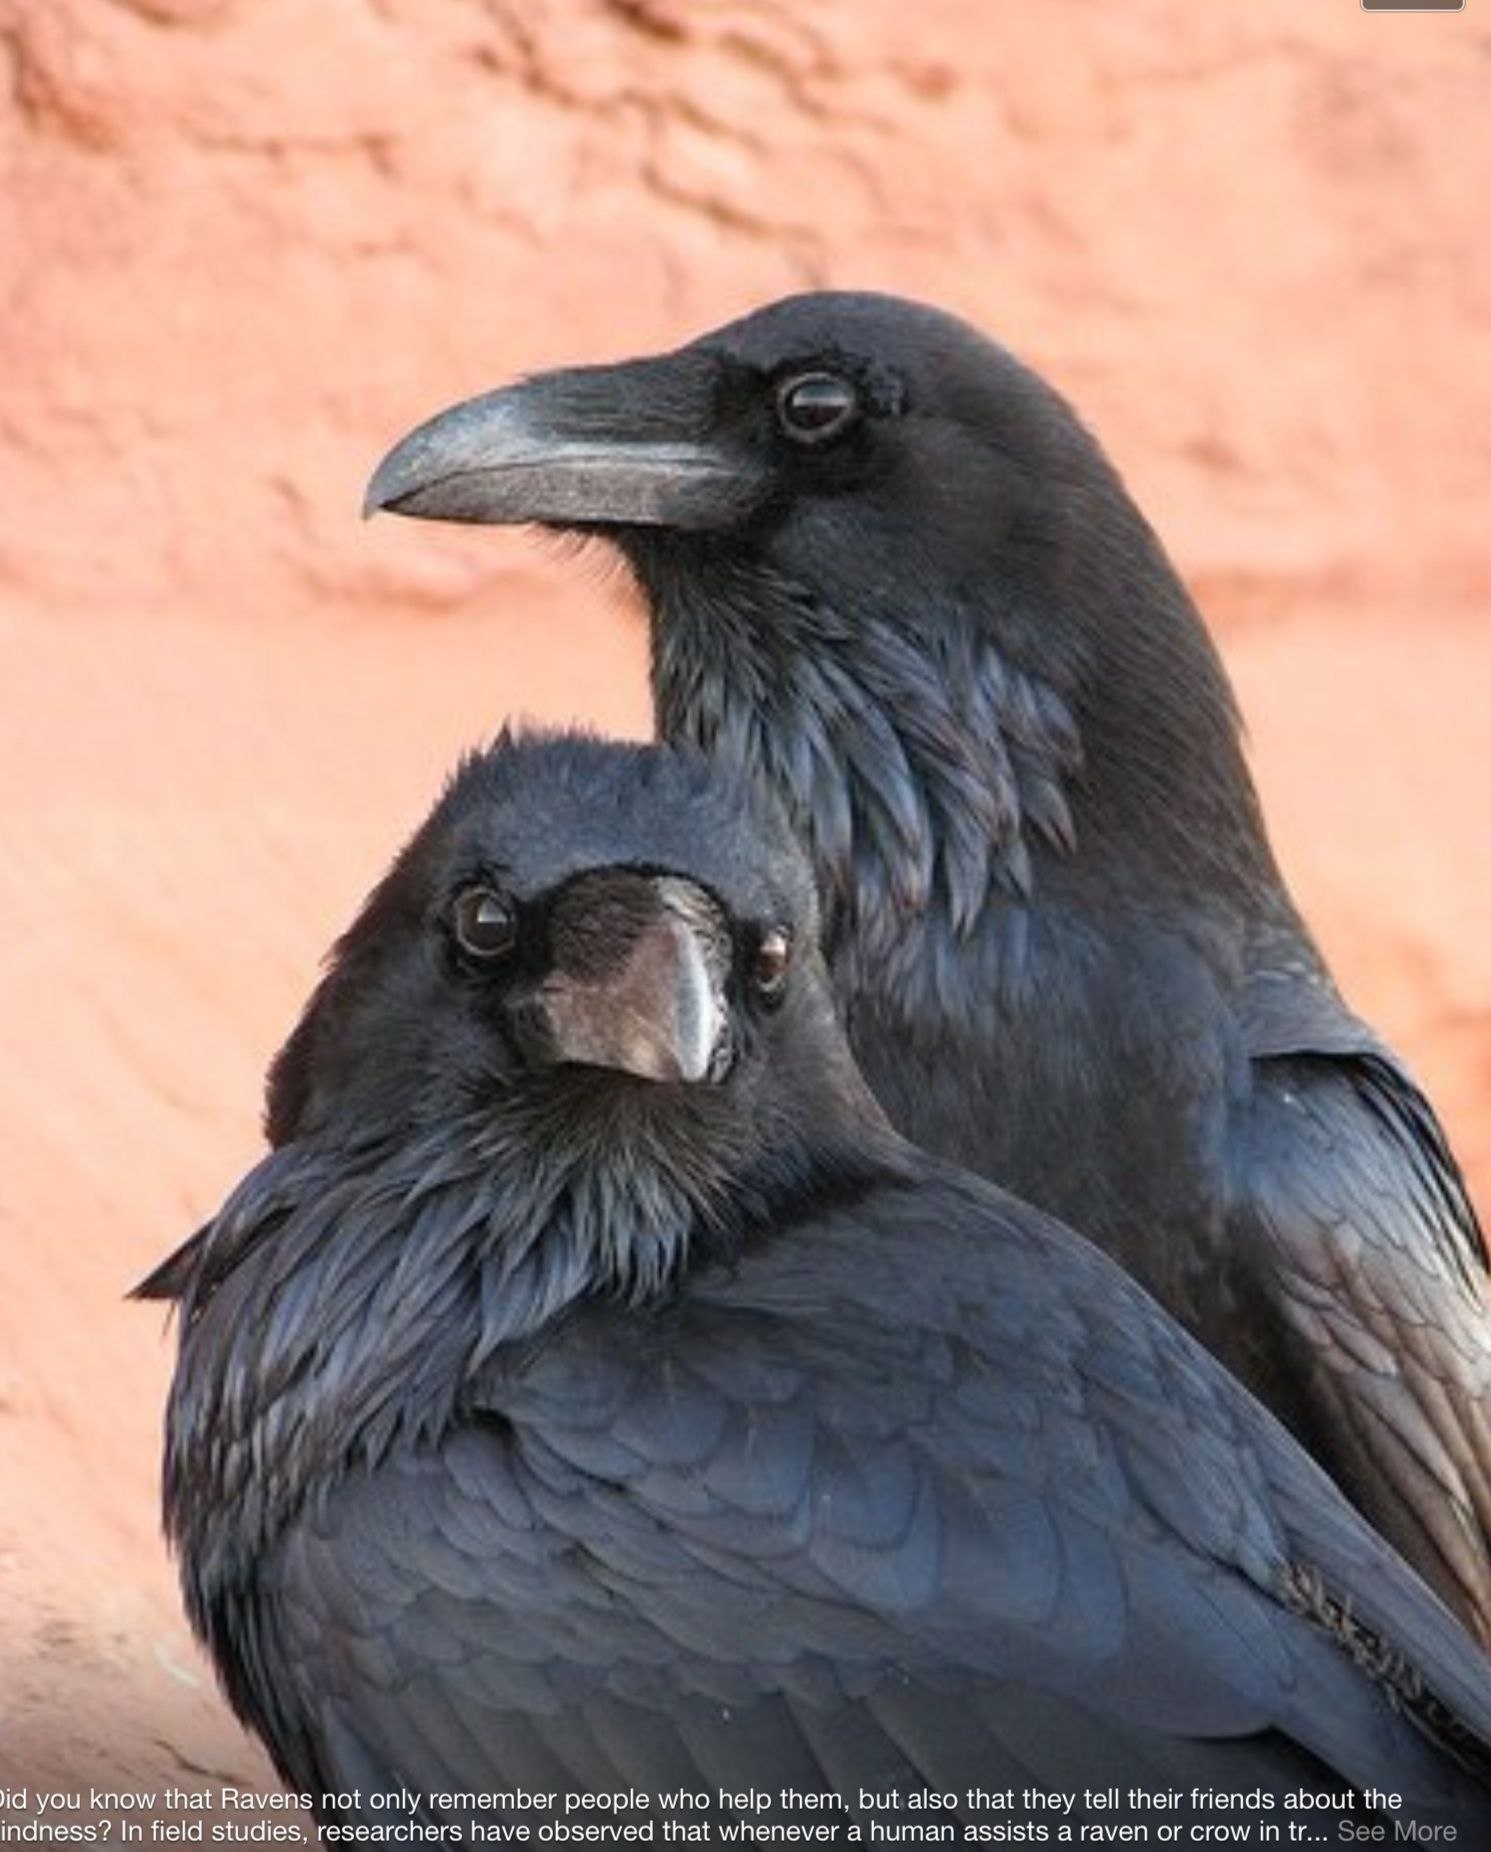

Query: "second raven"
<box><xmin>140</xmin><ymin>733</ymin><xmax>1491</xmax><ymax>1839</ymax></box>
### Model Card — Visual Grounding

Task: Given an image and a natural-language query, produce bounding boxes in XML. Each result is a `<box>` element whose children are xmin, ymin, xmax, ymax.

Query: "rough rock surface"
<box><xmin>1</xmin><ymin>0</ymin><xmax>1488</xmax><ymax>1795</ymax></box>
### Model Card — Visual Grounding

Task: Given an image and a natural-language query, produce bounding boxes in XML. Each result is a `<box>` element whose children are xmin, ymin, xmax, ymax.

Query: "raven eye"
<box><xmin>775</xmin><ymin>372</ymin><xmax>858</xmax><ymax>445</ymax></box>
<box><xmin>452</xmin><ymin>887</ymin><xmax>518</xmax><ymax>962</ymax></box>
<box><xmin>752</xmin><ymin>926</ymin><xmax>792</xmax><ymax>1002</ymax></box>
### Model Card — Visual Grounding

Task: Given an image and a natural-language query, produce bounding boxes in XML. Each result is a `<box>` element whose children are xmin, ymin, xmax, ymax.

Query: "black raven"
<box><xmin>139</xmin><ymin>732</ymin><xmax>1491</xmax><ymax>1840</ymax></box>
<box><xmin>365</xmin><ymin>293</ymin><xmax>1491</xmax><ymax>1641</ymax></box>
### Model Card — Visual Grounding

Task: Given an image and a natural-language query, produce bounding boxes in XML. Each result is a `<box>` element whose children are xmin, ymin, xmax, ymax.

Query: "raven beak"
<box><xmin>364</xmin><ymin>354</ymin><xmax>764</xmax><ymax>531</ymax></box>
<box><xmin>533</xmin><ymin>899</ymin><xmax>730</xmax><ymax>1086</ymax></box>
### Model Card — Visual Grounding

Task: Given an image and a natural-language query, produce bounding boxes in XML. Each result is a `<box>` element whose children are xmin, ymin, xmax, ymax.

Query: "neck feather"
<box><xmin>164</xmin><ymin>1084</ymin><xmax>896</xmax><ymax>1593</ymax></box>
<box><xmin>164</xmin><ymin>1109</ymin><xmax>736</xmax><ymax>1580</ymax></box>
<box><xmin>648</xmin><ymin>561</ymin><xmax>1083</xmax><ymax>1009</ymax></box>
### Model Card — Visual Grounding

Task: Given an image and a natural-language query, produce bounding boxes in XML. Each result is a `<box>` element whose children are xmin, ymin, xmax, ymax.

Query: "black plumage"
<box><xmin>139</xmin><ymin>732</ymin><xmax>1491</xmax><ymax>1841</ymax></box>
<box><xmin>366</xmin><ymin>293</ymin><xmax>1491</xmax><ymax>1640</ymax></box>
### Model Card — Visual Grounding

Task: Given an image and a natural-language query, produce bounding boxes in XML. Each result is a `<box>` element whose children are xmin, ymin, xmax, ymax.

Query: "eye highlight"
<box><xmin>774</xmin><ymin>372</ymin><xmax>859</xmax><ymax>446</ymax></box>
<box><xmin>751</xmin><ymin>926</ymin><xmax>793</xmax><ymax>1003</ymax></box>
<box><xmin>452</xmin><ymin>887</ymin><xmax>519</xmax><ymax>963</ymax></box>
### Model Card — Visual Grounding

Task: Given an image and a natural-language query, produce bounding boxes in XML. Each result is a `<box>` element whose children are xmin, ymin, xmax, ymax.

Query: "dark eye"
<box><xmin>752</xmin><ymin>926</ymin><xmax>792</xmax><ymax>1003</ymax></box>
<box><xmin>452</xmin><ymin>887</ymin><xmax>518</xmax><ymax>962</ymax></box>
<box><xmin>774</xmin><ymin>372</ymin><xmax>859</xmax><ymax>445</ymax></box>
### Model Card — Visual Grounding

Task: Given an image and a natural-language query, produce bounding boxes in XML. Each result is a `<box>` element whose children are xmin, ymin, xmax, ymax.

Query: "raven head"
<box><xmin>367</xmin><ymin>294</ymin><xmax>1265</xmax><ymax>1003</ymax></box>
<box><xmin>263</xmin><ymin>730</ymin><xmax>868</xmax><ymax>1165</ymax></box>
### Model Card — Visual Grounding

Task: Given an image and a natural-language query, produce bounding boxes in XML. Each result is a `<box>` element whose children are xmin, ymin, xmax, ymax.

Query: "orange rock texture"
<box><xmin>2</xmin><ymin>0</ymin><xmax>1488</xmax><ymax>1794</ymax></box>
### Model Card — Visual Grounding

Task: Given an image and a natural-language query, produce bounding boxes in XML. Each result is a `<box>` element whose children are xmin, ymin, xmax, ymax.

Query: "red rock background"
<box><xmin>2</xmin><ymin>0</ymin><xmax>1489</xmax><ymax>1797</ymax></box>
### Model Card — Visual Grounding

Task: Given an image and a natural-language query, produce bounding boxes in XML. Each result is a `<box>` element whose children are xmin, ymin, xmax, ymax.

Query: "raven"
<box><xmin>138</xmin><ymin>732</ymin><xmax>1491</xmax><ymax>1841</ymax></box>
<box><xmin>366</xmin><ymin>293</ymin><xmax>1491</xmax><ymax>1641</ymax></box>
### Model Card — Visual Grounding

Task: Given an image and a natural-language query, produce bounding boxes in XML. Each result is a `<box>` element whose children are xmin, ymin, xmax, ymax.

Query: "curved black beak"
<box><xmin>364</xmin><ymin>351</ymin><xmax>765</xmax><ymax>533</ymax></box>
<box><xmin>525</xmin><ymin>876</ymin><xmax>732</xmax><ymax>1086</ymax></box>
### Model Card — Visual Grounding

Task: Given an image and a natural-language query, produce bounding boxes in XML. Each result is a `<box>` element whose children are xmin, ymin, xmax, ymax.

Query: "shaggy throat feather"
<box><xmin>165</xmin><ymin>1116</ymin><xmax>738</xmax><ymax>1585</ymax></box>
<box><xmin>648</xmin><ymin>565</ymin><xmax>1083</xmax><ymax>983</ymax></box>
